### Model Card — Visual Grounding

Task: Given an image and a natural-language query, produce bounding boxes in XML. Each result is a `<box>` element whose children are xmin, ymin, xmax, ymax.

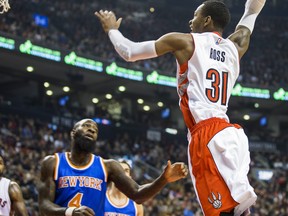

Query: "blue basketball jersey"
<box><xmin>104</xmin><ymin>192</ymin><xmax>137</xmax><ymax>216</ymax></box>
<box><xmin>54</xmin><ymin>152</ymin><xmax>107</xmax><ymax>215</ymax></box>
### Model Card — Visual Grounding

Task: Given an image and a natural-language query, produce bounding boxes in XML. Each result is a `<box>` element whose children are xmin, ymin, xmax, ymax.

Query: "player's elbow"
<box><xmin>126</xmin><ymin>57</ymin><xmax>137</xmax><ymax>62</ymax></box>
<box><xmin>118</xmin><ymin>53</ymin><xmax>137</xmax><ymax>62</ymax></box>
<box><xmin>120</xmin><ymin>56</ymin><xmax>134</xmax><ymax>62</ymax></box>
<box><xmin>131</xmin><ymin>193</ymin><xmax>152</xmax><ymax>204</ymax></box>
<box><xmin>38</xmin><ymin>198</ymin><xmax>52</xmax><ymax>215</ymax></box>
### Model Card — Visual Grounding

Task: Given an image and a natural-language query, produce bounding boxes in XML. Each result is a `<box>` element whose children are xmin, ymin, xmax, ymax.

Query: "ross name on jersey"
<box><xmin>58</xmin><ymin>176</ymin><xmax>103</xmax><ymax>191</ymax></box>
<box><xmin>209</xmin><ymin>48</ymin><xmax>225</xmax><ymax>62</ymax></box>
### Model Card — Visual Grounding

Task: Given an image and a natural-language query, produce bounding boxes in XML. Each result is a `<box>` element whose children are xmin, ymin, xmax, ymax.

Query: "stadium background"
<box><xmin>0</xmin><ymin>0</ymin><xmax>287</xmax><ymax>215</ymax></box>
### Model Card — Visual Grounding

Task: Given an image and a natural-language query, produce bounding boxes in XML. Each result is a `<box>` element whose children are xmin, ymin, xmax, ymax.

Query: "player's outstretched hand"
<box><xmin>95</xmin><ymin>10</ymin><xmax>122</xmax><ymax>33</ymax></box>
<box><xmin>162</xmin><ymin>160</ymin><xmax>188</xmax><ymax>183</ymax></box>
<box><xmin>72</xmin><ymin>206</ymin><xmax>95</xmax><ymax>216</ymax></box>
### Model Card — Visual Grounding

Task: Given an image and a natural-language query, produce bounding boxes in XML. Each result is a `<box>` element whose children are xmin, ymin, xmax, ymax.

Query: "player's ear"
<box><xmin>70</xmin><ymin>129</ymin><xmax>75</xmax><ymax>139</ymax></box>
<box><xmin>204</xmin><ymin>16</ymin><xmax>212</xmax><ymax>27</ymax></box>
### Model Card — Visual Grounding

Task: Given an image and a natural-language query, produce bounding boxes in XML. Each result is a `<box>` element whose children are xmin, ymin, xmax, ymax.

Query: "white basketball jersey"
<box><xmin>177</xmin><ymin>32</ymin><xmax>239</xmax><ymax>125</ymax></box>
<box><xmin>0</xmin><ymin>177</ymin><xmax>11</xmax><ymax>216</ymax></box>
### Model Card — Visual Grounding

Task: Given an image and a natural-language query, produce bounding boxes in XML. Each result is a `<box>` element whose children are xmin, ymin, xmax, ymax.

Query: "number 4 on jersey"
<box><xmin>68</xmin><ymin>192</ymin><xmax>83</xmax><ymax>208</ymax></box>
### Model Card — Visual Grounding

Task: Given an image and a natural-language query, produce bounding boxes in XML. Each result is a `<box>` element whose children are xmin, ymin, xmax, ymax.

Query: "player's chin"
<box><xmin>84</xmin><ymin>135</ymin><xmax>95</xmax><ymax>141</ymax></box>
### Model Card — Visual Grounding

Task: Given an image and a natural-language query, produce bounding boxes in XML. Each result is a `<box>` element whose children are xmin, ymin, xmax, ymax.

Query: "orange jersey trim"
<box><xmin>100</xmin><ymin>157</ymin><xmax>108</xmax><ymax>182</ymax></box>
<box><xmin>107</xmin><ymin>192</ymin><xmax>129</xmax><ymax>208</ymax></box>
<box><xmin>54</xmin><ymin>153</ymin><xmax>59</xmax><ymax>180</ymax></box>
<box><xmin>65</xmin><ymin>152</ymin><xmax>94</xmax><ymax>170</ymax></box>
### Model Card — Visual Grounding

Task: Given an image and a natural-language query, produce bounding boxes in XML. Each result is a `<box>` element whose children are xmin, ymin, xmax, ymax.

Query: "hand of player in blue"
<box><xmin>162</xmin><ymin>160</ymin><xmax>188</xmax><ymax>183</ymax></box>
<box><xmin>73</xmin><ymin>206</ymin><xmax>95</xmax><ymax>216</ymax></box>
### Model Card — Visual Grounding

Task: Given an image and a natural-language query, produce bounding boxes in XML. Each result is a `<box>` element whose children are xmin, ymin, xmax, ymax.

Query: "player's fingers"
<box><xmin>100</xmin><ymin>10</ymin><xmax>108</xmax><ymax>17</ymax></box>
<box><xmin>84</xmin><ymin>212</ymin><xmax>94</xmax><ymax>216</ymax></box>
<box><xmin>85</xmin><ymin>207</ymin><xmax>95</xmax><ymax>216</ymax></box>
<box><xmin>116</xmin><ymin>17</ymin><xmax>122</xmax><ymax>27</ymax></box>
<box><xmin>183</xmin><ymin>167</ymin><xmax>188</xmax><ymax>176</ymax></box>
<box><xmin>167</xmin><ymin>160</ymin><xmax>171</xmax><ymax>167</ymax></box>
<box><xmin>95</xmin><ymin>10</ymin><xmax>105</xmax><ymax>18</ymax></box>
<box><xmin>179</xmin><ymin>164</ymin><xmax>187</xmax><ymax>175</ymax></box>
<box><xmin>95</xmin><ymin>11</ymin><xmax>101</xmax><ymax>18</ymax></box>
<box><xmin>184</xmin><ymin>165</ymin><xmax>188</xmax><ymax>176</ymax></box>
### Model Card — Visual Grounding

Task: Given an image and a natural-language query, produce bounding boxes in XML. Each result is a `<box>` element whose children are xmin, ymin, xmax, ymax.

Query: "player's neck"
<box><xmin>68</xmin><ymin>151</ymin><xmax>92</xmax><ymax>166</ymax></box>
<box><xmin>203</xmin><ymin>26</ymin><xmax>223</xmax><ymax>36</ymax></box>
<box><xmin>110</xmin><ymin>185</ymin><xmax>127</xmax><ymax>200</ymax></box>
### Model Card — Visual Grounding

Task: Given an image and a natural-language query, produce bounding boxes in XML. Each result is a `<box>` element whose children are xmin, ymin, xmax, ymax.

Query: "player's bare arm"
<box><xmin>38</xmin><ymin>156</ymin><xmax>95</xmax><ymax>216</ymax></box>
<box><xmin>136</xmin><ymin>203</ymin><xmax>144</xmax><ymax>216</ymax></box>
<box><xmin>155</xmin><ymin>33</ymin><xmax>194</xmax><ymax>65</ymax></box>
<box><xmin>105</xmin><ymin>159</ymin><xmax>188</xmax><ymax>204</ymax></box>
<box><xmin>8</xmin><ymin>181</ymin><xmax>29</xmax><ymax>216</ymax></box>
<box><xmin>228</xmin><ymin>27</ymin><xmax>251</xmax><ymax>59</ymax></box>
<box><xmin>228</xmin><ymin>0</ymin><xmax>266</xmax><ymax>59</ymax></box>
<box><xmin>38</xmin><ymin>155</ymin><xmax>66</xmax><ymax>216</ymax></box>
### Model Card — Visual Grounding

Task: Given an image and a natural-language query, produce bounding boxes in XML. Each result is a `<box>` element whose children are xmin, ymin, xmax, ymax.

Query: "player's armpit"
<box><xmin>228</xmin><ymin>27</ymin><xmax>251</xmax><ymax>59</ymax></box>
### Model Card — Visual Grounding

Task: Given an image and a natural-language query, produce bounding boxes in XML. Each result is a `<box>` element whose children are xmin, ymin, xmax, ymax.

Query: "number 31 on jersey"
<box><xmin>205</xmin><ymin>68</ymin><xmax>228</xmax><ymax>106</ymax></box>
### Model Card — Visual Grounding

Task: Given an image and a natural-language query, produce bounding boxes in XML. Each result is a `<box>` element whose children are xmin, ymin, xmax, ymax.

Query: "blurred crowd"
<box><xmin>0</xmin><ymin>0</ymin><xmax>288</xmax><ymax>87</ymax></box>
<box><xmin>0</xmin><ymin>114</ymin><xmax>287</xmax><ymax>215</ymax></box>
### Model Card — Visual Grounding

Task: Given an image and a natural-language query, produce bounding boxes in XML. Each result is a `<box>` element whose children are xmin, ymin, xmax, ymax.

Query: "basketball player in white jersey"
<box><xmin>96</xmin><ymin>0</ymin><xmax>266</xmax><ymax>215</ymax></box>
<box><xmin>0</xmin><ymin>154</ymin><xmax>28</xmax><ymax>216</ymax></box>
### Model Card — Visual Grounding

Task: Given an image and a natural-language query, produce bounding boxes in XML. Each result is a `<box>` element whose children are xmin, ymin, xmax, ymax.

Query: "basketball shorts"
<box><xmin>187</xmin><ymin>117</ymin><xmax>257</xmax><ymax>216</ymax></box>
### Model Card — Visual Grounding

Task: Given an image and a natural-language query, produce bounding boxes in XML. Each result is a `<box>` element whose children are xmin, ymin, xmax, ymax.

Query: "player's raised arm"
<box><xmin>105</xmin><ymin>159</ymin><xmax>188</xmax><ymax>204</ymax></box>
<box><xmin>95</xmin><ymin>10</ymin><xmax>190</xmax><ymax>63</ymax></box>
<box><xmin>228</xmin><ymin>0</ymin><xmax>266</xmax><ymax>59</ymax></box>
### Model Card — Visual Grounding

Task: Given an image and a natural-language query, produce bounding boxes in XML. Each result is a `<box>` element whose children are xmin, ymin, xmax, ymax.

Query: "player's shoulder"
<box><xmin>42</xmin><ymin>154</ymin><xmax>56</xmax><ymax>162</ymax></box>
<box><xmin>102</xmin><ymin>158</ymin><xmax>118</xmax><ymax>167</ymax></box>
<box><xmin>8</xmin><ymin>180</ymin><xmax>22</xmax><ymax>197</ymax></box>
<box><xmin>102</xmin><ymin>158</ymin><xmax>122</xmax><ymax>174</ymax></box>
<box><xmin>162</xmin><ymin>32</ymin><xmax>192</xmax><ymax>42</ymax></box>
<box><xmin>9</xmin><ymin>180</ymin><xmax>20</xmax><ymax>190</ymax></box>
<box><xmin>41</xmin><ymin>154</ymin><xmax>57</xmax><ymax>170</ymax></box>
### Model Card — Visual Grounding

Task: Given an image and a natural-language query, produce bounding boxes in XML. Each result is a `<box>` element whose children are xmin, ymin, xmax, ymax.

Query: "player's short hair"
<box><xmin>72</xmin><ymin>119</ymin><xmax>98</xmax><ymax>131</ymax></box>
<box><xmin>202</xmin><ymin>0</ymin><xmax>231</xmax><ymax>30</ymax></box>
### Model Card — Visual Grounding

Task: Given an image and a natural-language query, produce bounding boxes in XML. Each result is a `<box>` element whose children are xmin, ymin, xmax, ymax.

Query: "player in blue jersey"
<box><xmin>38</xmin><ymin>118</ymin><xmax>188</xmax><ymax>216</ymax></box>
<box><xmin>104</xmin><ymin>159</ymin><xmax>144</xmax><ymax>216</ymax></box>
